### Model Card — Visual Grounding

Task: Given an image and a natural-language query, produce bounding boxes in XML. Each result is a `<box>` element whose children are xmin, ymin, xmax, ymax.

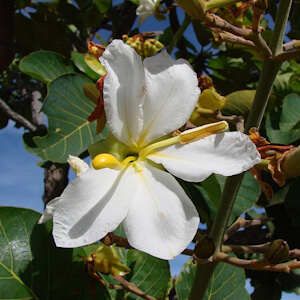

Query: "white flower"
<box><xmin>47</xmin><ymin>40</ymin><xmax>260</xmax><ymax>260</ymax></box>
<box><xmin>136</xmin><ymin>0</ymin><xmax>159</xmax><ymax>25</ymax></box>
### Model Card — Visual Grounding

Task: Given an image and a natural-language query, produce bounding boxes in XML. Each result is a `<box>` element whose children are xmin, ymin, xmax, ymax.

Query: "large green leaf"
<box><xmin>200</xmin><ymin>173</ymin><xmax>260</xmax><ymax>224</ymax></box>
<box><xmin>0</xmin><ymin>207</ymin><xmax>110</xmax><ymax>299</ymax></box>
<box><xmin>19</xmin><ymin>51</ymin><xmax>76</xmax><ymax>83</ymax></box>
<box><xmin>223</xmin><ymin>90</ymin><xmax>256</xmax><ymax>118</ymax></box>
<box><xmin>33</xmin><ymin>74</ymin><xmax>108</xmax><ymax>163</ymax></box>
<box><xmin>125</xmin><ymin>250</ymin><xmax>172</xmax><ymax>299</ymax></box>
<box><xmin>102</xmin><ymin>249</ymin><xmax>172</xmax><ymax>300</ymax></box>
<box><xmin>279</xmin><ymin>93</ymin><xmax>300</xmax><ymax>132</ymax></box>
<box><xmin>223</xmin><ymin>90</ymin><xmax>275</xmax><ymax>119</ymax></box>
<box><xmin>71</xmin><ymin>51</ymin><xmax>100</xmax><ymax>80</ymax></box>
<box><xmin>266</xmin><ymin>108</ymin><xmax>300</xmax><ymax>144</ymax></box>
<box><xmin>176</xmin><ymin>258</ymin><xmax>250</xmax><ymax>300</ymax></box>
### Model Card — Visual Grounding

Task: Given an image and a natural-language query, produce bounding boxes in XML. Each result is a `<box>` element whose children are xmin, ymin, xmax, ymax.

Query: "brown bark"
<box><xmin>42</xmin><ymin>163</ymin><xmax>69</xmax><ymax>206</ymax></box>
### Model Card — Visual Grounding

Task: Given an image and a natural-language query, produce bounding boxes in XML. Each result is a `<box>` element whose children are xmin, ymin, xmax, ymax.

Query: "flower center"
<box><xmin>91</xmin><ymin>121</ymin><xmax>228</xmax><ymax>170</ymax></box>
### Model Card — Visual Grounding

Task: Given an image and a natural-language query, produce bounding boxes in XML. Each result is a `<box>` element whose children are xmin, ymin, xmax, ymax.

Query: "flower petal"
<box><xmin>147</xmin><ymin>132</ymin><xmax>261</xmax><ymax>182</ymax></box>
<box><xmin>136</xmin><ymin>0</ymin><xmax>156</xmax><ymax>25</ymax></box>
<box><xmin>38</xmin><ymin>197</ymin><xmax>60</xmax><ymax>224</ymax></box>
<box><xmin>138</xmin><ymin>51</ymin><xmax>200</xmax><ymax>147</ymax></box>
<box><xmin>100</xmin><ymin>40</ymin><xmax>144</xmax><ymax>147</ymax></box>
<box><xmin>53</xmin><ymin>167</ymin><xmax>137</xmax><ymax>248</ymax></box>
<box><xmin>123</xmin><ymin>162</ymin><xmax>199</xmax><ymax>259</ymax></box>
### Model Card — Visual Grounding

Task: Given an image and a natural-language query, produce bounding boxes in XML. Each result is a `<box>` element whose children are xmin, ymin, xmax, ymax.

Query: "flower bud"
<box><xmin>281</xmin><ymin>146</ymin><xmax>300</xmax><ymax>178</ymax></box>
<box><xmin>194</xmin><ymin>235</ymin><xmax>216</xmax><ymax>259</ymax></box>
<box><xmin>189</xmin><ymin>89</ymin><xmax>227</xmax><ymax>126</ymax></box>
<box><xmin>265</xmin><ymin>239</ymin><xmax>290</xmax><ymax>265</ymax></box>
<box><xmin>253</xmin><ymin>0</ymin><xmax>268</xmax><ymax>10</ymax></box>
<box><xmin>174</xmin><ymin>0</ymin><xmax>206</xmax><ymax>20</ymax></box>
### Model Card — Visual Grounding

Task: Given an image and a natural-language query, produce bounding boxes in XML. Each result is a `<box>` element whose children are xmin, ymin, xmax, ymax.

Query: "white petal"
<box><xmin>38</xmin><ymin>197</ymin><xmax>60</xmax><ymax>224</ymax></box>
<box><xmin>147</xmin><ymin>132</ymin><xmax>261</xmax><ymax>182</ymax></box>
<box><xmin>67</xmin><ymin>155</ymin><xmax>90</xmax><ymax>177</ymax></box>
<box><xmin>53</xmin><ymin>167</ymin><xmax>137</xmax><ymax>248</ymax></box>
<box><xmin>136</xmin><ymin>0</ymin><xmax>155</xmax><ymax>24</ymax></box>
<box><xmin>138</xmin><ymin>51</ymin><xmax>200</xmax><ymax>147</ymax></box>
<box><xmin>100</xmin><ymin>40</ymin><xmax>144</xmax><ymax>147</ymax></box>
<box><xmin>123</xmin><ymin>162</ymin><xmax>199</xmax><ymax>259</ymax></box>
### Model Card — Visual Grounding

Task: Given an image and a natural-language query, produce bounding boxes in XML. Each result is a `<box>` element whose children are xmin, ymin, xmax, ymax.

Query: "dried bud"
<box><xmin>281</xmin><ymin>146</ymin><xmax>300</xmax><ymax>178</ymax></box>
<box><xmin>87</xmin><ymin>41</ymin><xmax>105</xmax><ymax>59</ymax></box>
<box><xmin>265</xmin><ymin>239</ymin><xmax>290</xmax><ymax>265</ymax></box>
<box><xmin>194</xmin><ymin>235</ymin><xmax>215</xmax><ymax>259</ymax></box>
<box><xmin>294</xmin><ymin>41</ymin><xmax>300</xmax><ymax>50</ymax></box>
<box><xmin>253</xmin><ymin>0</ymin><xmax>268</xmax><ymax>10</ymax></box>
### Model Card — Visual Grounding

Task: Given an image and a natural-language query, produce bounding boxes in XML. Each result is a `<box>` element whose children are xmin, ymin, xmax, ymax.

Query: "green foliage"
<box><xmin>32</xmin><ymin>74</ymin><xmax>107</xmax><ymax>163</ymax></box>
<box><xmin>19</xmin><ymin>51</ymin><xmax>76</xmax><ymax>83</ymax></box>
<box><xmin>0</xmin><ymin>207</ymin><xmax>110</xmax><ymax>299</ymax></box>
<box><xmin>176</xmin><ymin>258</ymin><xmax>250</xmax><ymax>300</ymax></box>
<box><xmin>0</xmin><ymin>207</ymin><xmax>172</xmax><ymax>299</ymax></box>
<box><xmin>71</xmin><ymin>51</ymin><xmax>100</xmax><ymax>80</ymax></box>
<box><xmin>182</xmin><ymin>172</ymin><xmax>260</xmax><ymax>225</ymax></box>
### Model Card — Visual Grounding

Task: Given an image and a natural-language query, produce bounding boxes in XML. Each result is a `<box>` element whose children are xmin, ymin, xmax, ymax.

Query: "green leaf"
<box><xmin>93</xmin><ymin>0</ymin><xmax>111</xmax><ymax>13</ymax></box>
<box><xmin>102</xmin><ymin>249</ymin><xmax>172</xmax><ymax>300</ymax></box>
<box><xmin>0</xmin><ymin>207</ymin><xmax>110</xmax><ymax>299</ymax></box>
<box><xmin>223</xmin><ymin>90</ymin><xmax>275</xmax><ymax>119</ymax></box>
<box><xmin>71</xmin><ymin>51</ymin><xmax>100</xmax><ymax>80</ymax></box>
<box><xmin>176</xmin><ymin>257</ymin><xmax>250</xmax><ymax>300</ymax></box>
<box><xmin>272</xmin><ymin>72</ymin><xmax>294</xmax><ymax>98</ymax></box>
<box><xmin>223</xmin><ymin>90</ymin><xmax>256</xmax><ymax>117</ymax></box>
<box><xmin>266</xmin><ymin>109</ymin><xmax>300</xmax><ymax>144</ymax></box>
<box><xmin>175</xmin><ymin>260</ymin><xmax>196</xmax><ymax>300</ymax></box>
<box><xmin>33</xmin><ymin>74</ymin><xmax>108</xmax><ymax>163</ymax></box>
<box><xmin>19</xmin><ymin>51</ymin><xmax>76</xmax><ymax>83</ymax></box>
<box><xmin>200</xmin><ymin>173</ymin><xmax>260</xmax><ymax>224</ymax></box>
<box><xmin>285</xmin><ymin>177</ymin><xmax>300</xmax><ymax>227</ymax></box>
<box><xmin>279</xmin><ymin>93</ymin><xmax>300</xmax><ymax>132</ymax></box>
<box><xmin>125</xmin><ymin>250</ymin><xmax>172</xmax><ymax>299</ymax></box>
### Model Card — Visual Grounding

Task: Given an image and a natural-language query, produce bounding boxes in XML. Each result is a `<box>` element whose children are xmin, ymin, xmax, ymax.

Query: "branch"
<box><xmin>215</xmin><ymin>252</ymin><xmax>300</xmax><ymax>273</ymax></box>
<box><xmin>113</xmin><ymin>275</ymin><xmax>156</xmax><ymax>300</ymax></box>
<box><xmin>224</xmin><ymin>217</ymin><xmax>272</xmax><ymax>242</ymax></box>
<box><xmin>0</xmin><ymin>98</ymin><xmax>37</xmax><ymax>132</ymax></box>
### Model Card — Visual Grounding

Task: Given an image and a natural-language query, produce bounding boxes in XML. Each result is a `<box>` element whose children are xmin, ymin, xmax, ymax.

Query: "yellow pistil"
<box><xmin>92</xmin><ymin>153</ymin><xmax>122</xmax><ymax>170</ymax></box>
<box><xmin>92</xmin><ymin>153</ymin><xmax>137</xmax><ymax>170</ymax></box>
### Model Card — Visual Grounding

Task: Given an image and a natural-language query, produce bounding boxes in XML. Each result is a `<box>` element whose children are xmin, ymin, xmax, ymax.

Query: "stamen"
<box><xmin>121</xmin><ymin>156</ymin><xmax>137</xmax><ymax>166</ymax></box>
<box><xmin>180</xmin><ymin>121</ymin><xmax>228</xmax><ymax>144</ymax></box>
<box><xmin>139</xmin><ymin>135</ymin><xmax>181</xmax><ymax>160</ymax></box>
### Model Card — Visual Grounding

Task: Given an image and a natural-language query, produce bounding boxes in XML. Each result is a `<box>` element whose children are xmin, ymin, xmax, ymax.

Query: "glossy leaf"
<box><xmin>272</xmin><ymin>72</ymin><xmax>294</xmax><ymax>98</ymax></box>
<box><xmin>279</xmin><ymin>93</ymin><xmax>300</xmax><ymax>132</ymax></box>
<box><xmin>266</xmin><ymin>109</ymin><xmax>300</xmax><ymax>144</ymax></box>
<box><xmin>176</xmin><ymin>257</ymin><xmax>250</xmax><ymax>300</ymax></box>
<box><xmin>223</xmin><ymin>90</ymin><xmax>256</xmax><ymax>118</ymax></box>
<box><xmin>200</xmin><ymin>172</ymin><xmax>260</xmax><ymax>224</ymax></box>
<box><xmin>0</xmin><ymin>207</ymin><xmax>110</xmax><ymax>299</ymax></box>
<box><xmin>223</xmin><ymin>90</ymin><xmax>275</xmax><ymax>119</ymax></box>
<box><xmin>94</xmin><ymin>0</ymin><xmax>111</xmax><ymax>13</ymax></box>
<box><xmin>102</xmin><ymin>249</ymin><xmax>172</xmax><ymax>300</ymax></box>
<box><xmin>71</xmin><ymin>51</ymin><xmax>100</xmax><ymax>80</ymax></box>
<box><xmin>33</xmin><ymin>74</ymin><xmax>108</xmax><ymax>163</ymax></box>
<box><xmin>19</xmin><ymin>51</ymin><xmax>76</xmax><ymax>83</ymax></box>
<box><xmin>125</xmin><ymin>250</ymin><xmax>172</xmax><ymax>299</ymax></box>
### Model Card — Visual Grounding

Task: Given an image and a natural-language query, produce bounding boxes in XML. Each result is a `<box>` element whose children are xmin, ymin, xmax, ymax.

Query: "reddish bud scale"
<box><xmin>87</xmin><ymin>74</ymin><xmax>106</xmax><ymax>122</ymax></box>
